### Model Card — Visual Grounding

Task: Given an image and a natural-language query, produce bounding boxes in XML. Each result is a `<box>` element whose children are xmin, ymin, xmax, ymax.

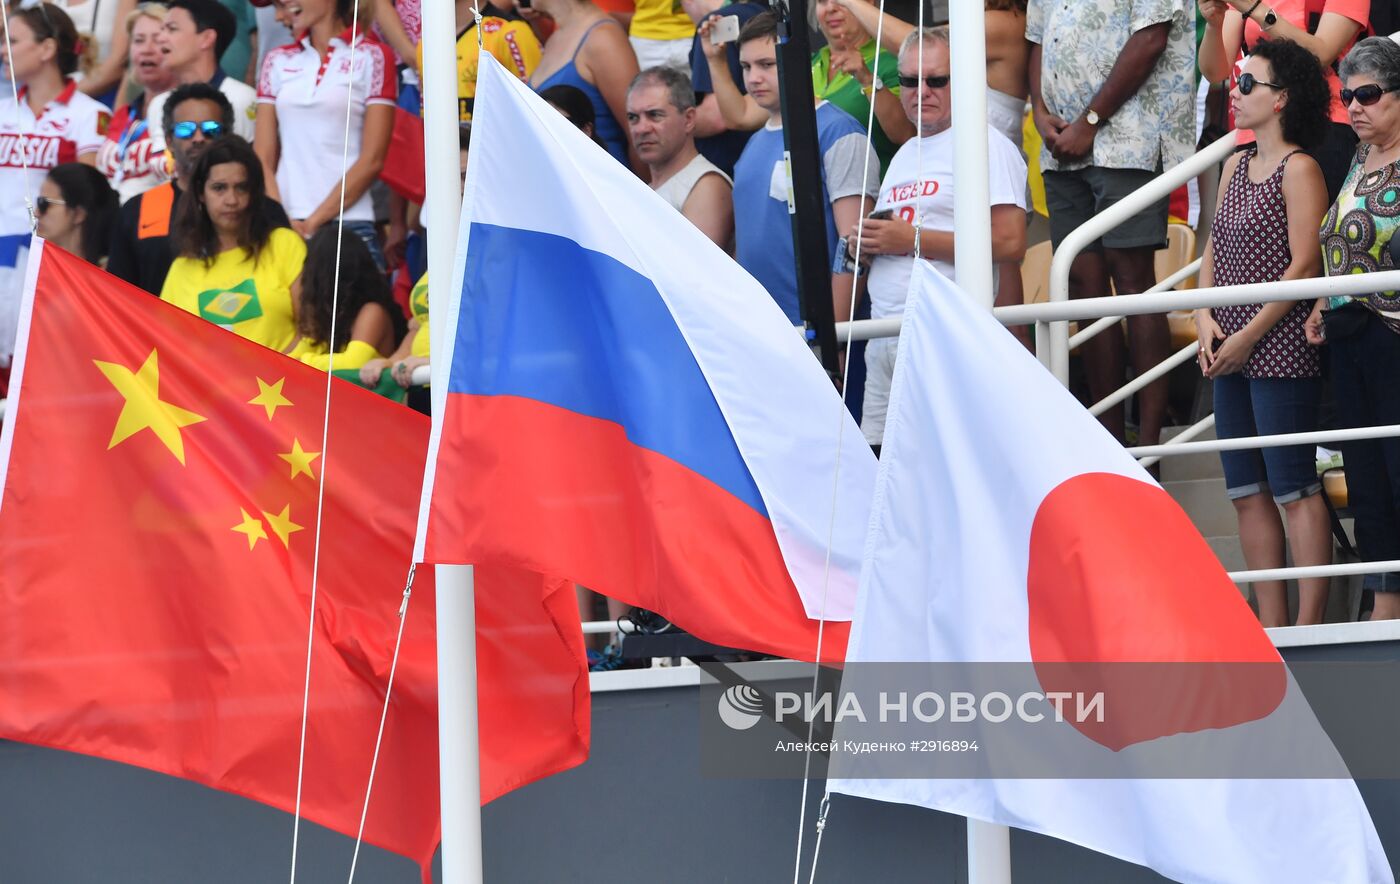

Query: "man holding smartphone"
<box><xmin>856</xmin><ymin>26</ymin><xmax>1028</xmax><ymax>448</ymax></box>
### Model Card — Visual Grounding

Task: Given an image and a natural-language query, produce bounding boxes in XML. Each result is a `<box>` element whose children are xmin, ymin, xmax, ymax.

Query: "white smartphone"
<box><xmin>710</xmin><ymin>14</ymin><xmax>740</xmax><ymax>45</ymax></box>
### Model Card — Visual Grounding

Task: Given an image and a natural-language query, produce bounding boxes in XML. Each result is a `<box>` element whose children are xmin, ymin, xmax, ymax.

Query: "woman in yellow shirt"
<box><xmin>288</xmin><ymin>225</ymin><xmax>405</xmax><ymax>370</ymax></box>
<box><xmin>161</xmin><ymin>137</ymin><xmax>304</xmax><ymax>353</ymax></box>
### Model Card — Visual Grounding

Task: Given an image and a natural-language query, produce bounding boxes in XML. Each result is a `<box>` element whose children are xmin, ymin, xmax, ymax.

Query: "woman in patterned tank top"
<box><xmin>1194</xmin><ymin>40</ymin><xmax>1332</xmax><ymax>627</ymax></box>
<box><xmin>1309</xmin><ymin>37</ymin><xmax>1400</xmax><ymax>621</ymax></box>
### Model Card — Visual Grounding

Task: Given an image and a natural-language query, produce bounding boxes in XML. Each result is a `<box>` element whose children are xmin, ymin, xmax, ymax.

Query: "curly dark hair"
<box><xmin>1249</xmin><ymin>38</ymin><xmax>1332</xmax><ymax>151</ymax></box>
<box><xmin>172</xmin><ymin>136</ymin><xmax>276</xmax><ymax>266</ymax></box>
<box><xmin>297</xmin><ymin>224</ymin><xmax>406</xmax><ymax>352</ymax></box>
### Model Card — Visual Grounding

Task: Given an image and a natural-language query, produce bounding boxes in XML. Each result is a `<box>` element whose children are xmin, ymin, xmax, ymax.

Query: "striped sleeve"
<box><xmin>257</xmin><ymin>48</ymin><xmax>287</xmax><ymax>103</ymax></box>
<box><xmin>365</xmin><ymin>40</ymin><xmax>398</xmax><ymax>106</ymax></box>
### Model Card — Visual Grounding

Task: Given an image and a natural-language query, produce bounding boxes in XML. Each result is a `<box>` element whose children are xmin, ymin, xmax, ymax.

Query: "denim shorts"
<box><xmin>1214</xmin><ymin>373</ymin><xmax>1322</xmax><ymax>504</ymax></box>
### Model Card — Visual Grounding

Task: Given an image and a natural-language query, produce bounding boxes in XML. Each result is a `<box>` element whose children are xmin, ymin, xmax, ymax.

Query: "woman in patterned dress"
<box><xmin>1194</xmin><ymin>39</ymin><xmax>1332</xmax><ymax>627</ymax></box>
<box><xmin>1307</xmin><ymin>37</ymin><xmax>1400</xmax><ymax>621</ymax></box>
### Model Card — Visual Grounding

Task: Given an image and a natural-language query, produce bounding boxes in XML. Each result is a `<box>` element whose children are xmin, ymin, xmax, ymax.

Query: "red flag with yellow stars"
<box><xmin>0</xmin><ymin>242</ymin><xmax>591</xmax><ymax>875</ymax></box>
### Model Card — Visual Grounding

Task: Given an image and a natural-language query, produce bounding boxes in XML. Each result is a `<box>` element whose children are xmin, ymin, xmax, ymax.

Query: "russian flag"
<box><xmin>414</xmin><ymin>58</ymin><xmax>876</xmax><ymax>661</ymax></box>
<box><xmin>829</xmin><ymin>263</ymin><xmax>1391</xmax><ymax>883</ymax></box>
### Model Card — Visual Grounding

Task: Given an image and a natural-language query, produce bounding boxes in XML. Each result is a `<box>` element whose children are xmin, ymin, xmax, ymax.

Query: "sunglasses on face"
<box><xmin>1341</xmin><ymin>84</ymin><xmax>1398</xmax><ymax>107</ymax></box>
<box><xmin>35</xmin><ymin>196</ymin><xmax>65</xmax><ymax>215</ymax></box>
<box><xmin>1236</xmin><ymin>72</ymin><xmax>1283</xmax><ymax>95</ymax></box>
<box><xmin>897</xmin><ymin>73</ymin><xmax>950</xmax><ymax>90</ymax></box>
<box><xmin>171</xmin><ymin>120</ymin><xmax>225</xmax><ymax>140</ymax></box>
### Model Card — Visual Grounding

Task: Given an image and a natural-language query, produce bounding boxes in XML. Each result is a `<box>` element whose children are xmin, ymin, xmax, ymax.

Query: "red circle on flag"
<box><xmin>1027</xmin><ymin>472</ymin><xmax>1286</xmax><ymax>751</ymax></box>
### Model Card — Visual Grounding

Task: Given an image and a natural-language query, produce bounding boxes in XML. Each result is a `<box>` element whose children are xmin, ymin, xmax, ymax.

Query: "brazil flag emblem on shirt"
<box><xmin>197</xmin><ymin>279</ymin><xmax>263</xmax><ymax>325</ymax></box>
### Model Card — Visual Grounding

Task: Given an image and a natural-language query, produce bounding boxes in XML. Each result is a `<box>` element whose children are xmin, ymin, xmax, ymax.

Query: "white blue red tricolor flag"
<box><xmin>414</xmin><ymin>57</ymin><xmax>875</xmax><ymax>661</ymax></box>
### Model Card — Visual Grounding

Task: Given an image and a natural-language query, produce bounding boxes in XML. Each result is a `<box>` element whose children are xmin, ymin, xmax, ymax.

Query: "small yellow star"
<box><xmin>262</xmin><ymin>504</ymin><xmax>304</xmax><ymax>548</ymax></box>
<box><xmin>232</xmin><ymin>508</ymin><xmax>267</xmax><ymax>549</ymax></box>
<box><xmin>249</xmin><ymin>377</ymin><xmax>293</xmax><ymax>420</ymax></box>
<box><xmin>278</xmin><ymin>438</ymin><xmax>320</xmax><ymax>480</ymax></box>
<box><xmin>94</xmin><ymin>349</ymin><xmax>207</xmax><ymax>465</ymax></box>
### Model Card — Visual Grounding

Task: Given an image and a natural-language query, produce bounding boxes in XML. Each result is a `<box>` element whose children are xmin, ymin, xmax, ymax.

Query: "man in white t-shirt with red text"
<box><xmin>856</xmin><ymin>26</ymin><xmax>1027</xmax><ymax>448</ymax></box>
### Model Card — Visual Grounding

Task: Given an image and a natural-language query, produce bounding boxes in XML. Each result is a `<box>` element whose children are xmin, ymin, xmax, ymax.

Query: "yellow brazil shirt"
<box><xmin>418</xmin><ymin>19</ymin><xmax>541</xmax><ymax>123</ymax></box>
<box><xmin>409</xmin><ymin>272</ymin><xmax>430</xmax><ymax>358</ymax></box>
<box><xmin>160</xmin><ymin>227</ymin><xmax>306</xmax><ymax>353</ymax></box>
<box><xmin>630</xmin><ymin>0</ymin><xmax>694</xmax><ymax>42</ymax></box>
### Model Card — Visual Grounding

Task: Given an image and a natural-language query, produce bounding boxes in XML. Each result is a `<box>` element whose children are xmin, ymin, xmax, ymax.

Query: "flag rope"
<box><xmin>289</xmin><ymin>0</ymin><xmax>364</xmax><ymax>878</ymax></box>
<box><xmin>0</xmin><ymin>2</ymin><xmax>38</xmax><ymax>233</ymax></box>
<box><xmin>792</xmin><ymin>0</ymin><xmax>891</xmax><ymax>879</ymax></box>
<box><xmin>345</xmin><ymin>563</ymin><xmax>418</xmax><ymax>883</ymax></box>
<box><xmin>807</xmin><ymin>794</ymin><xmax>832</xmax><ymax>884</ymax></box>
<box><xmin>340</xmin><ymin>4</ymin><xmax>481</xmax><ymax>875</ymax></box>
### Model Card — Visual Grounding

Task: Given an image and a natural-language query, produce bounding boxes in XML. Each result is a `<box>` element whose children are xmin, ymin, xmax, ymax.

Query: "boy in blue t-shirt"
<box><xmin>724</xmin><ymin>12</ymin><xmax>879</xmax><ymax>326</ymax></box>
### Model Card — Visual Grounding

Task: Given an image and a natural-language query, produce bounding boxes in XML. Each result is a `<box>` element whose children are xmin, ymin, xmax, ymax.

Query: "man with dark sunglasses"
<box><xmin>1026</xmin><ymin>0</ymin><xmax>1195</xmax><ymax>451</ymax></box>
<box><xmin>108</xmin><ymin>83</ymin><xmax>288</xmax><ymax>294</ymax></box>
<box><xmin>855</xmin><ymin>26</ymin><xmax>1028</xmax><ymax>448</ymax></box>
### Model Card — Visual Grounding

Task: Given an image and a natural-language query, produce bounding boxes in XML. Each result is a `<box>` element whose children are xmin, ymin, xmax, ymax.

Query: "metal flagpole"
<box><xmin>947</xmin><ymin>2</ymin><xmax>1012</xmax><ymax>880</ymax></box>
<box><xmin>421</xmin><ymin>0</ymin><xmax>483</xmax><ymax>879</ymax></box>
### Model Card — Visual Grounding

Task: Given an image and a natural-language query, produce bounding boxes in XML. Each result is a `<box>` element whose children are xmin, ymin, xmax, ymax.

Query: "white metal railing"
<box><xmin>838</xmin><ymin>267</ymin><xmax>1400</xmax><ymax>594</ymax></box>
<box><xmin>838</xmin><ymin>269</ymin><xmax>1400</xmax><ymax>339</ymax></box>
<box><xmin>1069</xmin><ymin>257</ymin><xmax>1202</xmax><ymax>350</ymax></box>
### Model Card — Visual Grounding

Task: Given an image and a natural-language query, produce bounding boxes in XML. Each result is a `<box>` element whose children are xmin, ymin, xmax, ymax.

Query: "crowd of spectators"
<box><xmin>1</xmin><ymin>0</ymin><xmax>1400</xmax><ymax>628</ymax></box>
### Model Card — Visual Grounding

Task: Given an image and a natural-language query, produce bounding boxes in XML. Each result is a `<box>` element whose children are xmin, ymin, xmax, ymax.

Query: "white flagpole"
<box><xmin>421</xmin><ymin>0</ymin><xmax>483</xmax><ymax>877</ymax></box>
<box><xmin>948</xmin><ymin>2</ymin><xmax>1012</xmax><ymax>880</ymax></box>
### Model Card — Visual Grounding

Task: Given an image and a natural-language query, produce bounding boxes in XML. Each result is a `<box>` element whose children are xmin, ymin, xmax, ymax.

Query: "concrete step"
<box><xmin>1158</xmin><ymin>424</ymin><xmax>1223</xmax><ymax>483</ymax></box>
<box><xmin>1163</xmin><ymin>476</ymin><xmax>1238</xmax><ymax>538</ymax></box>
<box><xmin>1206</xmin><ymin>534</ymin><xmax>1246</xmax><ymax>573</ymax></box>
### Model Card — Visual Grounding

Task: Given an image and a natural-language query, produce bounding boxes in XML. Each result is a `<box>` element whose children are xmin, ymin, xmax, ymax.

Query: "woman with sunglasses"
<box><xmin>1199</xmin><ymin>0</ymin><xmax>1368</xmax><ymax>202</ymax></box>
<box><xmin>162</xmin><ymin>136</ymin><xmax>305</xmax><ymax>353</ymax></box>
<box><xmin>254</xmin><ymin>0</ymin><xmax>396</xmax><ymax>267</ymax></box>
<box><xmin>96</xmin><ymin>3</ymin><xmax>175</xmax><ymax>203</ymax></box>
<box><xmin>35</xmin><ymin>162</ymin><xmax>118</xmax><ymax>265</ymax></box>
<box><xmin>0</xmin><ymin>4</ymin><xmax>110</xmax><ymax>363</ymax></box>
<box><xmin>1193</xmin><ymin>39</ymin><xmax>1332</xmax><ymax>627</ymax></box>
<box><xmin>1306</xmin><ymin>37</ymin><xmax>1400</xmax><ymax>621</ymax></box>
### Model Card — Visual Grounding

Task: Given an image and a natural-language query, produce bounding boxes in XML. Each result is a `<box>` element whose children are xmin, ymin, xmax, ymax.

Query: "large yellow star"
<box><xmin>262</xmin><ymin>504</ymin><xmax>304</xmax><ymax>548</ymax></box>
<box><xmin>249</xmin><ymin>377</ymin><xmax>293</xmax><ymax>420</ymax></box>
<box><xmin>232</xmin><ymin>508</ymin><xmax>267</xmax><ymax>549</ymax></box>
<box><xmin>278</xmin><ymin>438</ymin><xmax>320</xmax><ymax>480</ymax></box>
<box><xmin>93</xmin><ymin>349</ymin><xmax>207</xmax><ymax>465</ymax></box>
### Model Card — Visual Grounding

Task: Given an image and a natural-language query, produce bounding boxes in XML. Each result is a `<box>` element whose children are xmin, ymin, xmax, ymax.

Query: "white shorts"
<box><xmin>629</xmin><ymin>35</ymin><xmax>693</xmax><ymax>72</ymax></box>
<box><xmin>860</xmin><ymin>337</ymin><xmax>898</xmax><ymax>446</ymax></box>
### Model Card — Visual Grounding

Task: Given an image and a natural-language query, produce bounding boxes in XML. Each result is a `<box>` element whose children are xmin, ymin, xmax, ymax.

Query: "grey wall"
<box><xmin>2</xmin><ymin>639</ymin><xmax>1396</xmax><ymax>882</ymax></box>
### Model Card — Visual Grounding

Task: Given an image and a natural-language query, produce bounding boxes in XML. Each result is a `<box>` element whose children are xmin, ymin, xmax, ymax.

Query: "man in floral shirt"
<box><xmin>1027</xmin><ymin>0</ymin><xmax>1194</xmax><ymax>449</ymax></box>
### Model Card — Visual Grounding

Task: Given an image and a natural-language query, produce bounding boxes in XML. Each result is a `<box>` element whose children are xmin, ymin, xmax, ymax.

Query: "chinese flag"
<box><xmin>0</xmin><ymin>242</ymin><xmax>590</xmax><ymax>875</ymax></box>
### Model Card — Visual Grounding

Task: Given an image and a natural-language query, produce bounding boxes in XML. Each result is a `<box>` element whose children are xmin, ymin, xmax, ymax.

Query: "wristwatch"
<box><xmin>1085</xmin><ymin>108</ymin><xmax>1102</xmax><ymax>127</ymax></box>
<box><xmin>862</xmin><ymin>76</ymin><xmax>885</xmax><ymax>98</ymax></box>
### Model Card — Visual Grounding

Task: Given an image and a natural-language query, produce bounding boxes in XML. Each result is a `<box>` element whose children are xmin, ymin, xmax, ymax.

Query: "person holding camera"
<box><xmin>854</xmin><ymin>26</ymin><xmax>1027</xmax><ymax>448</ymax></box>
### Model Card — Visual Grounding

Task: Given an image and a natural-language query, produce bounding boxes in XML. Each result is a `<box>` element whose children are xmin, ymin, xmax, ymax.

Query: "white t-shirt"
<box><xmin>866</xmin><ymin>126</ymin><xmax>1027</xmax><ymax>319</ymax></box>
<box><xmin>146</xmin><ymin>72</ymin><xmax>258</xmax><ymax>147</ymax></box>
<box><xmin>0</xmin><ymin>80</ymin><xmax>110</xmax><ymax>238</ymax></box>
<box><xmin>257</xmin><ymin>27</ymin><xmax>396</xmax><ymax>223</ymax></box>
